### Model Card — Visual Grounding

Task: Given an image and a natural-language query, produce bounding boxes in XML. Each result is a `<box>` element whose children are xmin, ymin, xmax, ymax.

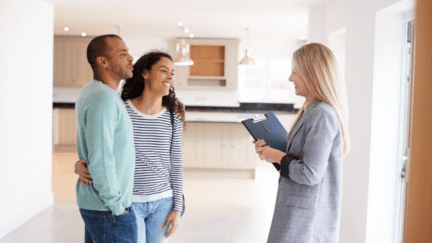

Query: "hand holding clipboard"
<box><xmin>241</xmin><ymin>112</ymin><xmax>288</xmax><ymax>171</ymax></box>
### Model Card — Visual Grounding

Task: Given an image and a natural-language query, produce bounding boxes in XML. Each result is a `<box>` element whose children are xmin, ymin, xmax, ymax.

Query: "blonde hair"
<box><xmin>291</xmin><ymin>43</ymin><xmax>350</xmax><ymax>155</ymax></box>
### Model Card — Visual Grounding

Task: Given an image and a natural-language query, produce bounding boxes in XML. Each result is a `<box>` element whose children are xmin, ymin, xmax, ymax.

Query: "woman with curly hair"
<box><xmin>76</xmin><ymin>51</ymin><xmax>185</xmax><ymax>243</ymax></box>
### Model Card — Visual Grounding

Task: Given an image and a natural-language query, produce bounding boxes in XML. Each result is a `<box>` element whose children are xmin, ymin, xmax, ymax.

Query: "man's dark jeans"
<box><xmin>79</xmin><ymin>206</ymin><xmax>137</xmax><ymax>243</ymax></box>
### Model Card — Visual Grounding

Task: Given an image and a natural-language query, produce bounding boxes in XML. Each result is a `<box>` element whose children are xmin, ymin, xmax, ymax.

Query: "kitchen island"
<box><xmin>182</xmin><ymin>111</ymin><xmax>295</xmax><ymax>179</ymax></box>
<box><xmin>53</xmin><ymin>102</ymin><xmax>296</xmax><ymax>179</ymax></box>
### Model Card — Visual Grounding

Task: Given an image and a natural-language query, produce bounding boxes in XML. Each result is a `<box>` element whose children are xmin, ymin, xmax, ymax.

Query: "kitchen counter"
<box><xmin>53</xmin><ymin>87</ymin><xmax>83</xmax><ymax>103</ymax></box>
<box><xmin>185</xmin><ymin>111</ymin><xmax>296</xmax><ymax>124</ymax></box>
<box><xmin>53</xmin><ymin>105</ymin><xmax>296</xmax><ymax>124</ymax></box>
<box><xmin>186</xmin><ymin>112</ymin><xmax>256</xmax><ymax>124</ymax></box>
<box><xmin>54</xmin><ymin>103</ymin><xmax>296</xmax><ymax>125</ymax></box>
<box><xmin>53</xmin><ymin>87</ymin><xmax>299</xmax><ymax>113</ymax></box>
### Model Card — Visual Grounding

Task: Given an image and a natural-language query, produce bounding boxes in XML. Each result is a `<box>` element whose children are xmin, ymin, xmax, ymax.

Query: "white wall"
<box><xmin>307</xmin><ymin>4</ymin><xmax>326</xmax><ymax>44</ymax></box>
<box><xmin>307</xmin><ymin>0</ymin><xmax>415</xmax><ymax>242</ymax></box>
<box><xmin>0</xmin><ymin>0</ymin><xmax>54</xmax><ymax>238</ymax></box>
<box><xmin>238</xmin><ymin>37</ymin><xmax>302</xmax><ymax>106</ymax></box>
<box><xmin>121</xmin><ymin>36</ymin><xmax>168</xmax><ymax>62</ymax></box>
<box><xmin>328</xmin><ymin>28</ymin><xmax>346</xmax><ymax>81</ymax></box>
<box><xmin>242</xmin><ymin>36</ymin><xmax>299</xmax><ymax>59</ymax></box>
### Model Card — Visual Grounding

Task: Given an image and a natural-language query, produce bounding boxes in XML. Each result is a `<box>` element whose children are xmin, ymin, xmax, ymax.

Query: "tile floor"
<box><xmin>0</xmin><ymin>152</ymin><xmax>280</xmax><ymax>243</ymax></box>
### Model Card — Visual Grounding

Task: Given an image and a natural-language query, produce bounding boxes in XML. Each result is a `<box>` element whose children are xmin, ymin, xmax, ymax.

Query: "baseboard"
<box><xmin>0</xmin><ymin>193</ymin><xmax>54</xmax><ymax>239</ymax></box>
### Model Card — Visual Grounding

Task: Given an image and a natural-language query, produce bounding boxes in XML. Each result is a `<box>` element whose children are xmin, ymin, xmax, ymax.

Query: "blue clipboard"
<box><xmin>241</xmin><ymin>112</ymin><xmax>288</xmax><ymax>171</ymax></box>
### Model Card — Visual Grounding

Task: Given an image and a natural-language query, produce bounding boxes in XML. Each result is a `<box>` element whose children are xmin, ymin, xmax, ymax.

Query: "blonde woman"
<box><xmin>254</xmin><ymin>43</ymin><xmax>350</xmax><ymax>243</ymax></box>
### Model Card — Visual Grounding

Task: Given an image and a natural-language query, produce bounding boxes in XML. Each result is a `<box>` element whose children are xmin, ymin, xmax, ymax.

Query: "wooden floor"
<box><xmin>1</xmin><ymin>152</ymin><xmax>279</xmax><ymax>243</ymax></box>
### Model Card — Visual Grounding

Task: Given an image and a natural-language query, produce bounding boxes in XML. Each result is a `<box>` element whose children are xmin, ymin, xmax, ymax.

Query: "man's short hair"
<box><xmin>87</xmin><ymin>34</ymin><xmax>122</xmax><ymax>70</ymax></box>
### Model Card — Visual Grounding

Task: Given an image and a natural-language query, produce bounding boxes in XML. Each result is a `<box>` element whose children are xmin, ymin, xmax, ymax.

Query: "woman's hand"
<box><xmin>75</xmin><ymin>159</ymin><xmax>92</xmax><ymax>186</ymax></box>
<box><xmin>253</xmin><ymin>140</ymin><xmax>286</xmax><ymax>163</ymax></box>
<box><xmin>253</xmin><ymin>139</ymin><xmax>267</xmax><ymax>160</ymax></box>
<box><xmin>164</xmin><ymin>210</ymin><xmax>181</xmax><ymax>238</ymax></box>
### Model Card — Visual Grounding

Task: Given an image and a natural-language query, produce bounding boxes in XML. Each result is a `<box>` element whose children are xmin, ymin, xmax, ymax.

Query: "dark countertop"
<box><xmin>53</xmin><ymin>102</ymin><xmax>298</xmax><ymax>114</ymax></box>
<box><xmin>53</xmin><ymin>102</ymin><xmax>75</xmax><ymax>108</ymax></box>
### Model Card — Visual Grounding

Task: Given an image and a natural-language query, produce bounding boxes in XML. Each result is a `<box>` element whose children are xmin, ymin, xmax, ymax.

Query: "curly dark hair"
<box><xmin>121</xmin><ymin>50</ymin><xmax>186</xmax><ymax>127</ymax></box>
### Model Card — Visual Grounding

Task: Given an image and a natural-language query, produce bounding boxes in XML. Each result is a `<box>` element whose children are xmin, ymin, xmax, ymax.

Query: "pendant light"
<box><xmin>174</xmin><ymin>39</ymin><xmax>194</xmax><ymax>66</ymax></box>
<box><xmin>174</xmin><ymin>23</ymin><xmax>194</xmax><ymax>66</ymax></box>
<box><xmin>239</xmin><ymin>27</ymin><xmax>255</xmax><ymax>65</ymax></box>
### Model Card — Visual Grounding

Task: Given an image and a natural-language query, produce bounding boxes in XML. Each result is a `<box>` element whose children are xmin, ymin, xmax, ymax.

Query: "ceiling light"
<box><xmin>299</xmin><ymin>36</ymin><xmax>306</xmax><ymax>41</ymax></box>
<box><xmin>64</xmin><ymin>27</ymin><xmax>69</xmax><ymax>31</ymax></box>
<box><xmin>178</xmin><ymin>22</ymin><xmax>183</xmax><ymax>27</ymax></box>
<box><xmin>81</xmin><ymin>32</ymin><xmax>87</xmax><ymax>37</ymax></box>
<box><xmin>184</xmin><ymin>28</ymin><xmax>189</xmax><ymax>33</ymax></box>
<box><xmin>189</xmin><ymin>34</ymin><xmax>194</xmax><ymax>38</ymax></box>
<box><xmin>239</xmin><ymin>28</ymin><xmax>255</xmax><ymax>65</ymax></box>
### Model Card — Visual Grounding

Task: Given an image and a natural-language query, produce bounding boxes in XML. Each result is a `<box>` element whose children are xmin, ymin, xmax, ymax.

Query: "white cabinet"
<box><xmin>182</xmin><ymin>122</ymin><xmax>256</xmax><ymax>178</ymax></box>
<box><xmin>58</xmin><ymin>108</ymin><xmax>77</xmax><ymax>145</ymax></box>
<box><xmin>52</xmin><ymin>108</ymin><xmax>77</xmax><ymax>152</ymax></box>
<box><xmin>182</xmin><ymin>123</ymin><xmax>205</xmax><ymax>168</ymax></box>
<box><xmin>203</xmin><ymin>123</ymin><xmax>231</xmax><ymax>169</ymax></box>
<box><xmin>229</xmin><ymin>124</ymin><xmax>254</xmax><ymax>169</ymax></box>
<box><xmin>54</xmin><ymin>36</ymin><xmax>93</xmax><ymax>87</ymax></box>
<box><xmin>170</xmin><ymin>38</ymin><xmax>239</xmax><ymax>91</ymax></box>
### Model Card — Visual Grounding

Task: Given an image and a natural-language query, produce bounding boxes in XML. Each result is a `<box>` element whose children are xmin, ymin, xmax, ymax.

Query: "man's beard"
<box><xmin>111</xmin><ymin>64</ymin><xmax>129</xmax><ymax>81</ymax></box>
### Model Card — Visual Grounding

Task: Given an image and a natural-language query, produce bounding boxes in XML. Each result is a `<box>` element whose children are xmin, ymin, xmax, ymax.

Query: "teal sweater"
<box><xmin>75</xmin><ymin>80</ymin><xmax>135</xmax><ymax>216</ymax></box>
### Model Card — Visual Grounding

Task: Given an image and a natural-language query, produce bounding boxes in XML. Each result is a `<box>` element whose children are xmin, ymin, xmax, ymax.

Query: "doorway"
<box><xmin>395</xmin><ymin>19</ymin><xmax>415</xmax><ymax>243</ymax></box>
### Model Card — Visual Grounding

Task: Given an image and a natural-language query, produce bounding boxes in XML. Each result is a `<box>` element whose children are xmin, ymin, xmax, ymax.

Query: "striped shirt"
<box><xmin>124</xmin><ymin>99</ymin><xmax>184</xmax><ymax>212</ymax></box>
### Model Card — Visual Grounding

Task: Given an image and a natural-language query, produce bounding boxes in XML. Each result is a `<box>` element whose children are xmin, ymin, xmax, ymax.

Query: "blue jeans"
<box><xmin>132</xmin><ymin>197</ymin><xmax>174</xmax><ymax>243</ymax></box>
<box><xmin>79</xmin><ymin>207</ymin><xmax>137</xmax><ymax>243</ymax></box>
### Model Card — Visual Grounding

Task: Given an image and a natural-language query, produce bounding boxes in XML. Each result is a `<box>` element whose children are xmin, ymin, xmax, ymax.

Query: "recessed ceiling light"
<box><xmin>81</xmin><ymin>32</ymin><xmax>87</xmax><ymax>37</ymax></box>
<box><xmin>64</xmin><ymin>27</ymin><xmax>69</xmax><ymax>31</ymax></box>
<box><xmin>184</xmin><ymin>28</ymin><xmax>189</xmax><ymax>33</ymax></box>
<box><xmin>299</xmin><ymin>36</ymin><xmax>306</xmax><ymax>41</ymax></box>
<box><xmin>189</xmin><ymin>34</ymin><xmax>194</xmax><ymax>38</ymax></box>
<box><xmin>178</xmin><ymin>22</ymin><xmax>183</xmax><ymax>27</ymax></box>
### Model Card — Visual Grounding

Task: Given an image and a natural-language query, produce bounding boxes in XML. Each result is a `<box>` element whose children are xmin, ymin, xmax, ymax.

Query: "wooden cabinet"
<box><xmin>189</xmin><ymin>45</ymin><xmax>225</xmax><ymax>77</ymax></box>
<box><xmin>182</xmin><ymin>122</ymin><xmax>256</xmax><ymax>178</ymax></box>
<box><xmin>54</xmin><ymin>36</ymin><xmax>93</xmax><ymax>87</ymax></box>
<box><xmin>52</xmin><ymin>108</ymin><xmax>77</xmax><ymax>152</ymax></box>
<box><xmin>171</xmin><ymin>38</ymin><xmax>239</xmax><ymax>91</ymax></box>
<box><xmin>53</xmin><ymin>108</ymin><xmax>59</xmax><ymax>147</ymax></box>
<box><xmin>58</xmin><ymin>108</ymin><xmax>77</xmax><ymax>145</ymax></box>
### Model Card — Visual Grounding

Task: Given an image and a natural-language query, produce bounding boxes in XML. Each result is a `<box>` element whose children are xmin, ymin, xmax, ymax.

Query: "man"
<box><xmin>75</xmin><ymin>34</ymin><xmax>137</xmax><ymax>242</ymax></box>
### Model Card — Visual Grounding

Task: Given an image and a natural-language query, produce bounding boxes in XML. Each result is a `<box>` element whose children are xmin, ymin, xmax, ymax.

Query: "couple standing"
<box><xmin>74</xmin><ymin>34</ymin><xmax>184</xmax><ymax>243</ymax></box>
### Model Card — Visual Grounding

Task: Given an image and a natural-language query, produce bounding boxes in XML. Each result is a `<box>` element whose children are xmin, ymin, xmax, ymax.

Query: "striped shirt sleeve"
<box><xmin>170</xmin><ymin>115</ymin><xmax>184</xmax><ymax>212</ymax></box>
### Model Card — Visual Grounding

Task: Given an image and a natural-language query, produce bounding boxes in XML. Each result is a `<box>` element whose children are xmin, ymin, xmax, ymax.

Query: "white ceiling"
<box><xmin>46</xmin><ymin>0</ymin><xmax>328</xmax><ymax>40</ymax></box>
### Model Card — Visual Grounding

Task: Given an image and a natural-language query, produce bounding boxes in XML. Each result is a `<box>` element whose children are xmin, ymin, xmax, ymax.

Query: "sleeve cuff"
<box><xmin>173</xmin><ymin>198</ymin><xmax>183</xmax><ymax>212</ymax></box>
<box><xmin>280</xmin><ymin>154</ymin><xmax>296</xmax><ymax>179</ymax></box>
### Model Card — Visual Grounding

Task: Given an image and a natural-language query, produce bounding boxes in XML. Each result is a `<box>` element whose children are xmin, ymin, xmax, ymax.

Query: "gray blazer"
<box><xmin>267</xmin><ymin>99</ymin><xmax>344</xmax><ymax>243</ymax></box>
